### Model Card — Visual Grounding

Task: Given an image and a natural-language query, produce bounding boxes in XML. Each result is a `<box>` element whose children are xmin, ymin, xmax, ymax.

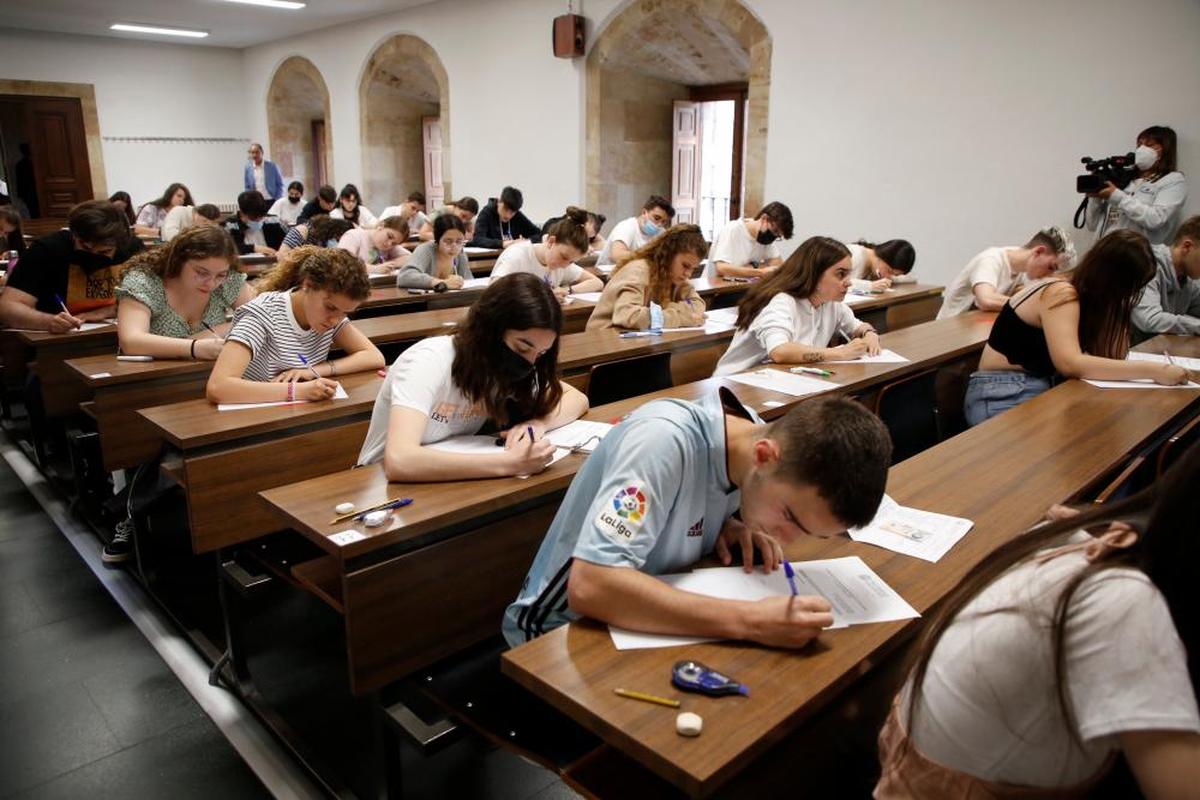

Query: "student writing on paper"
<box><xmin>707</xmin><ymin>201</ymin><xmax>793</xmax><ymax>280</ymax></box>
<box><xmin>597</xmin><ymin>195</ymin><xmax>674</xmax><ymax>266</ymax></box>
<box><xmin>586</xmin><ymin>224</ymin><xmax>707</xmax><ymax>331</ymax></box>
<box><xmin>936</xmin><ymin>226</ymin><xmax>1073</xmax><ymax>319</ymax></box>
<box><xmin>0</xmin><ymin>200</ymin><xmax>145</xmax><ymax>333</ymax></box>
<box><xmin>503</xmin><ymin>394</ymin><xmax>891</xmax><ymax>647</ymax></box>
<box><xmin>488</xmin><ymin>207</ymin><xmax>602</xmax><ymax>302</ymax></box>
<box><xmin>336</xmin><ymin>216</ymin><xmax>411</xmax><ymax>275</ymax></box>
<box><xmin>160</xmin><ymin>202</ymin><xmax>222</xmax><ymax>243</ymax></box>
<box><xmin>133</xmin><ymin>182</ymin><xmax>193</xmax><ymax>237</ymax></box>
<box><xmin>877</xmin><ymin>443</ymin><xmax>1200</xmax><ymax>799</ymax></box>
<box><xmin>1132</xmin><ymin>215</ymin><xmax>1200</xmax><ymax>342</ymax></box>
<box><xmin>469</xmin><ymin>186</ymin><xmax>541</xmax><ymax>249</ymax></box>
<box><xmin>328</xmin><ymin>183</ymin><xmax>378</xmax><ymax>229</ymax></box>
<box><xmin>116</xmin><ymin>226</ymin><xmax>255</xmax><ymax>361</ymax></box>
<box><xmin>378</xmin><ymin>190</ymin><xmax>428</xmax><ymax>238</ymax></box>
<box><xmin>278</xmin><ymin>215</ymin><xmax>354</xmax><ymax>255</ymax></box>
<box><xmin>543</xmin><ymin>209</ymin><xmax>606</xmax><ymax>255</ymax></box>
<box><xmin>418</xmin><ymin>196</ymin><xmax>478</xmax><ymax>242</ymax></box>
<box><xmin>395</xmin><ymin>214</ymin><xmax>473</xmax><ymax>291</ymax></box>
<box><xmin>714</xmin><ymin>236</ymin><xmax>880</xmax><ymax>376</ymax></box>
<box><xmin>206</xmin><ymin>247</ymin><xmax>383</xmax><ymax>404</ymax></box>
<box><xmin>964</xmin><ymin>230</ymin><xmax>1188</xmax><ymax>425</ymax></box>
<box><xmin>357</xmin><ymin>273</ymin><xmax>588</xmax><ymax>479</ymax></box>
<box><xmin>848</xmin><ymin>239</ymin><xmax>917</xmax><ymax>292</ymax></box>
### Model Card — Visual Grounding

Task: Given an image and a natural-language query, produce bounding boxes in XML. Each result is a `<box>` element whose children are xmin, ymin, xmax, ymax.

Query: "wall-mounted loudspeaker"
<box><xmin>553</xmin><ymin>14</ymin><xmax>585</xmax><ymax>58</ymax></box>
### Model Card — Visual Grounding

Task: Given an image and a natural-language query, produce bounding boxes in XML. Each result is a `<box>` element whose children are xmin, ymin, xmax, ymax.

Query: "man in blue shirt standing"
<box><xmin>243</xmin><ymin>142</ymin><xmax>284</xmax><ymax>203</ymax></box>
<box><xmin>504</xmin><ymin>390</ymin><xmax>891</xmax><ymax>649</ymax></box>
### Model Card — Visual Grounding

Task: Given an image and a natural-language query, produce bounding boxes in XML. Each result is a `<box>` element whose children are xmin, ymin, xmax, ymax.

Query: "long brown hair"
<box><xmin>121</xmin><ymin>225</ymin><xmax>238</xmax><ymax>280</ymax></box>
<box><xmin>0</xmin><ymin>206</ymin><xmax>24</xmax><ymax>254</ymax></box>
<box><xmin>1138</xmin><ymin>125</ymin><xmax>1178</xmax><ymax>179</ymax></box>
<box><xmin>256</xmin><ymin>245</ymin><xmax>371</xmax><ymax>300</ymax></box>
<box><xmin>734</xmin><ymin>236</ymin><xmax>850</xmax><ymax>330</ymax></box>
<box><xmin>613</xmin><ymin>223</ymin><xmax>708</xmax><ymax>306</ymax></box>
<box><xmin>1048</xmin><ymin>229</ymin><xmax>1154</xmax><ymax>359</ymax></box>
<box><xmin>451</xmin><ymin>273</ymin><xmax>563</xmax><ymax>426</ymax></box>
<box><xmin>905</xmin><ymin>441</ymin><xmax>1200</xmax><ymax>755</ymax></box>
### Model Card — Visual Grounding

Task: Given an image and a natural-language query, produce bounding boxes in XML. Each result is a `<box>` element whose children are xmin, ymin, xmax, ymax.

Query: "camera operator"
<box><xmin>1086</xmin><ymin>125</ymin><xmax>1187</xmax><ymax>245</ymax></box>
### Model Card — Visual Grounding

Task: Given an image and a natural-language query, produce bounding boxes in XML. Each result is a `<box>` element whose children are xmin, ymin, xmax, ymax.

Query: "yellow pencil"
<box><xmin>614</xmin><ymin>688</ymin><xmax>680</xmax><ymax>708</ymax></box>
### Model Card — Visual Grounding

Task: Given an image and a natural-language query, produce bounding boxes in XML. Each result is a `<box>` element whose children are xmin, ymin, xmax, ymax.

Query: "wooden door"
<box><xmin>310</xmin><ymin>118</ymin><xmax>328</xmax><ymax>188</ymax></box>
<box><xmin>671</xmin><ymin>101</ymin><xmax>701</xmax><ymax>225</ymax></box>
<box><xmin>422</xmin><ymin>117</ymin><xmax>444</xmax><ymax>209</ymax></box>
<box><xmin>24</xmin><ymin>97</ymin><xmax>92</xmax><ymax>218</ymax></box>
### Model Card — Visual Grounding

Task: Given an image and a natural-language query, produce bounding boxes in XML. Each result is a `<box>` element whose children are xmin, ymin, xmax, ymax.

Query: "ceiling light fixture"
<box><xmin>223</xmin><ymin>0</ymin><xmax>307</xmax><ymax>9</ymax></box>
<box><xmin>110</xmin><ymin>23</ymin><xmax>209</xmax><ymax>38</ymax></box>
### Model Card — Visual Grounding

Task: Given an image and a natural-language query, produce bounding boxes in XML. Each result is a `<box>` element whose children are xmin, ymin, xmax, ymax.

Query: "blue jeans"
<box><xmin>963</xmin><ymin>371</ymin><xmax>1053</xmax><ymax>427</ymax></box>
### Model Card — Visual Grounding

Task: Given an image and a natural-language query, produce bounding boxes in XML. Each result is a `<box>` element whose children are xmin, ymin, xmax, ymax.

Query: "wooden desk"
<box><xmin>7</xmin><ymin>324</ymin><xmax>120</xmax><ymax>417</ymax></box>
<box><xmin>137</xmin><ymin>325</ymin><xmax>739</xmax><ymax>555</ymax></box>
<box><xmin>256</xmin><ymin>311</ymin><xmax>994</xmax><ymax>695</ymax></box>
<box><xmin>500</xmin><ymin>378</ymin><xmax>1200</xmax><ymax>797</ymax></box>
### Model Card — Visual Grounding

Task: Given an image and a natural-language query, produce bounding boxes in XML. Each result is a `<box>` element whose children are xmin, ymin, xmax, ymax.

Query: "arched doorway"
<box><xmin>266</xmin><ymin>56</ymin><xmax>332</xmax><ymax>194</ymax></box>
<box><xmin>585</xmin><ymin>0</ymin><xmax>770</xmax><ymax>240</ymax></box>
<box><xmin>358</xmin><ymin>35</ymin><xmax>450</xmax><ymax>212</ymax></box>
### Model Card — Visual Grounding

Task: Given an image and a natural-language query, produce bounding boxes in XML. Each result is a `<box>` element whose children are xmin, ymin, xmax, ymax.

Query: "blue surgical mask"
<box><xmin>324</xmin><ymin>238</ymin><xmax>338</xmax><ymax>247</ymax></box>
<box><xmin>641</xmin><ymin>219</ymin><xmax>662</xmax><ymax>237</ymax></box>
<box><xmin>247</xmin><ymin>219</ymin><xmax>264</xmax><ymax>232</ymax></box>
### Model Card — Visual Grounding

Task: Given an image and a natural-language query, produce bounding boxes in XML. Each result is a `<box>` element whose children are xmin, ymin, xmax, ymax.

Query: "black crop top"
<box><xmin>987</xmin><ymin>283</ymin><xmax>1056</xmax><ymax>377</ymax></box>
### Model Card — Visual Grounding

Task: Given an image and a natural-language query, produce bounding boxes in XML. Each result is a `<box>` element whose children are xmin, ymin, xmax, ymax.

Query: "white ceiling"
<box><xmin>0</xmin><ymin>0</ymin><xmax>431</xmax><ymax>49</ymax></box>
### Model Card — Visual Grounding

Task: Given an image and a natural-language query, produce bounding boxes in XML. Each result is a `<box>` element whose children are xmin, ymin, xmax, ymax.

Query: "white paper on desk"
<box><xmin>608</xmin><ymin>557</ymin><xmax>919</xmax><ymax>650</ymax></box>
<box><xmin>1128</xmin><ymin>351</ymin><xmax>1200</xmax><ymax>371</ymax></box>
<box><xmin>78</xmin><ymin>322</ymin><xmax>113</xmax><ymax>331</ymax></box>
<box><xmin>544</xmin><ymin>420</ymin><xmax>613</xmax><ymax>452</ymax></box>
<box><xmin>217</xmin><ymin>382</ymin><xmax>349</xmax><ymax>411</ymax></box>
<box><xmin>821</xmin><ymin>349</ymin><xmax>911</xmax><ymax>365</ymax></box>
<box><xmin>1084</xmin><ymin>378</ymin><xmax>1200</xmax><ymax>389</ymax></box>
<box><xmin>461</xmin><ymin>277</ymin><xmax>490</xmax><ymax>289</ymax></box>
<box><xmin>848</xmin><ymin>494</ymin><xmax>974</xmax><ymax>563</ymax></box>
<box><xmin>464</xmin><ymin>246</ymin><xmax>494</xmax><ymax>255</ymax></box>
<box><xmin>726</xmin><ymin>369</ymin><xmax>837</xmax><ymax>397</ymax></box>
<box><xmin>570</xmin><ymin>291</ymin><xmax>603</xmax><ymax>303</ymax></box>
<box><xmin>427</xmin><ymin>434</ymin><xmax>570</xmax><ymax>477</ymax></box>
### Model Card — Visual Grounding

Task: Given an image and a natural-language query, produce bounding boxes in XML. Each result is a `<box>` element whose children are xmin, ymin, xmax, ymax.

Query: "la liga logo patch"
<box><xmin>612</xmin><ymin>486</ymin><xmax>647</xmax><ymax>522</ymax></box>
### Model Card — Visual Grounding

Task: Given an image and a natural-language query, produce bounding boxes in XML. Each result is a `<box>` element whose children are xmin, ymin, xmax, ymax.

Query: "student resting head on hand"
<box><xmin>357</xmin><ymin>272</ymin><xmax>590</xmax><ymax>481</ymax></box>
<box><xmin>964</xmin><ymin>229</ymin><xmax>1187</xmax><ymax>426</ymax></box>
<box><xmin>848</xmin><ymin>239</ymin><xmax>917</xmax><ymax>292</ymax></box>
<box><xmin>877</xmin><ymin>441</ymin><xmax>1200</xmax><ymax>798</ymax></box>
<box><xmin>488</xmin><ymin>206</ymin><xmax>603</xmax><ymax>302</ymax></box>
<box><xmin>337</xmin><ymin>215</ymin><xmax>411</xmax><ymax>275</ymax></box>
<box><xmin>205</xmin><ymin>246</ymin><xmax>383</xmax><ymax>405</ymax></box>
<box><xmin>116</xmin><ymin>225</ymin><xmax>254</xmax><ymax>361</ymax></box>
<box><xmin>587</xmin><ymin>223</ymin><xmax>709</xmax><ymax>331</ymax></box>
<box><xmin>714</xmin><ymin>236</ymin><xmax>880</xmax><ymax>376</ymax></box>
<box><xmin>395</xmin><ymin>213</ymin><xmax>473</xmax><ymax>291</ymax></box>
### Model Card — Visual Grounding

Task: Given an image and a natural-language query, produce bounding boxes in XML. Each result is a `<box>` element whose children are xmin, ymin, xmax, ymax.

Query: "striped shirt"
<box><xmin>226</xmin><ymin>290</ymin><xmax>347</xmax><ymax>381</ymax></box>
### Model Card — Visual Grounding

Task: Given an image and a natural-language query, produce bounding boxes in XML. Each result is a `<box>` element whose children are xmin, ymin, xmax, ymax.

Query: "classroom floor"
<box><xmin>0</xmin><ymin>442</ymin><xmax>580</xmax><ymax>800</ymax></box>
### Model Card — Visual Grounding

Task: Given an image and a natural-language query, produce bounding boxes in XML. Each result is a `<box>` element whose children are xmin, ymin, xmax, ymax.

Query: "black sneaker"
<box><xmin>102</xmin><ymin>518</ymin><xmax>135</xmax><ymax>564</ymax></box>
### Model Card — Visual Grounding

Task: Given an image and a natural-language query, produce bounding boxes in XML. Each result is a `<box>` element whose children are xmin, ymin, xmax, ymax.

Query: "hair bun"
<box><xmin>563</xmin><ymin>206</ymin><xmax>587</xmax><ymax>226</ymax></box>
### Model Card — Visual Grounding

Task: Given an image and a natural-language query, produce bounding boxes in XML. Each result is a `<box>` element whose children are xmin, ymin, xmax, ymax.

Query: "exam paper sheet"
<box><xmin>1127</xmin><ymin>351</ymin><xmax>1200</xmax><ymax>371</ymax></box>
<box><xmin>726</xmin><ymin>369</ymin><xmax>837</xmax><ymax>397</ymax></box>
<box><xmin>848</xmin><ymin>494</ymin><xmax>974</xmax><ymax>563</ymax></box>
<box><xmin>608</xmin><ymin>556</ymin><xmax>919</xmax><ymax>650</ymax></box>
<box><xmin>1083</xmin><ymin>378</ymin><xmax>1200</xmax><ymax>389</ymax></box>
<box><xmin>217</xmin><ymin>382</ymin><xmax>349</xmax><ymax>411</ymax></box>
<box><xmin>821</xmin><ymin>349</ymin><xmax>910</xmax><ymax>364</ymax></box>
<box><xmin>427</xmin><ymin>435</ymin><xmax>570</xmax><ymax>473</ymax></box>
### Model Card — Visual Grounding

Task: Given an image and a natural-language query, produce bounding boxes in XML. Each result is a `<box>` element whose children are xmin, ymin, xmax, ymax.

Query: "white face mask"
<box><xmin>1135</xmin><ymin>144</ymin><xmax>1159</xmax><ymax>171</ymax></box>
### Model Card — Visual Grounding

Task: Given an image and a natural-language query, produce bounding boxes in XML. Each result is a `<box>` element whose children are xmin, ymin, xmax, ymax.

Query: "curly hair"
<box><xmin>256</xmin><ymin>245</ymin><xmax>372</xmax><ymax>300</ymax></box>
<box><xmin>612</xmin><ymin>224</ymin><xmax>708</xmax><ymax>306</ymax></box>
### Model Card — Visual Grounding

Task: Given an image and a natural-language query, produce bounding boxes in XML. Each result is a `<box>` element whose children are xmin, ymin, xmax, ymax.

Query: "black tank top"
<box><xmin>988</xmin><ymin>282</ymin><xmax>1056</xmax><ymax>377</ymax></box>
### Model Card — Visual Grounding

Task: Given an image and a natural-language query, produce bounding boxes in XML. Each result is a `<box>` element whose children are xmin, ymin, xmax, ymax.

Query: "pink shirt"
<box><xmin>337</xmin><ymin>228</ymin><xmax>408</xmax><ymax>265</ymax></box>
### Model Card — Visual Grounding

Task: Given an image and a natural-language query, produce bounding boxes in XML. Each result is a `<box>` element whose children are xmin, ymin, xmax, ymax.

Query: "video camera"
<box><xmin>1076</xmin><ymin>153</ymin><xmax>1138</xmax><ymax>194</ymax></box>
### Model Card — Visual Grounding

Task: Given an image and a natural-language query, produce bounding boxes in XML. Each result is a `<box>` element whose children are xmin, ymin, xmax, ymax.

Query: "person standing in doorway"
<box><xmin>243</xmin><ymin>143</ymin><xmax>284</xmax><ymax>203</ymax></box>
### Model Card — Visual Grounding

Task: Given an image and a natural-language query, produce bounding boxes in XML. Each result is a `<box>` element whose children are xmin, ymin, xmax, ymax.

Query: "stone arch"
<box><xmin>358</xmin><ymin>34</ymin><xmax>451</xmax><ymax>212</ymax></box>
<box><xmin>266</xmin><ymin>56</ymin><xmax>333</xmax><ymax>196</ymax></box>
<box><xmin>585</xmin><ymin>0</ymin><xmax>771</xmax><ymax>230</ymax></box>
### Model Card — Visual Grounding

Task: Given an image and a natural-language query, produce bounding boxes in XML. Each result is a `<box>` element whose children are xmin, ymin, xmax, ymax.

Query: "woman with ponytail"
<box><xmin>489</xmin><ymin>206</ymin><xmax>602</xmax><ymax>301</ymax></box>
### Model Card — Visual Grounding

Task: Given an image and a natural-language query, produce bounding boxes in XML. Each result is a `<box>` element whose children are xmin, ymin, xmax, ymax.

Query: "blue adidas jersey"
<box><xmin>503</xmin><ymin>389</ymin><xmax>757</xmax><ymax>646</ymax></box>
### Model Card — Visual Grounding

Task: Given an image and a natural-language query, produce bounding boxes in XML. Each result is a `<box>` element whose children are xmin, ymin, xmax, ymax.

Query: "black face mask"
<box><xmin>756</xmin><ymin>229</ymin><xmax>778</xmax><ymax>246</ymax></box>
<box><xmin>497</xmin><ymin>343</ymin><xmax>536</xmax><ymax>384</ymax></box>
<box><xmin>72</xmin><ymin>250</ymin><xmax>116</xmax><ymax>273</ymax></box>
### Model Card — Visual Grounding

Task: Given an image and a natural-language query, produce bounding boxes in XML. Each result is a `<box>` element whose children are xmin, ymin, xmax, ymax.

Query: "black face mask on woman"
<box><xmin>497</xmin><ymin>342</ymin><xmax>536</xmax><ymax>384</ymax></box>
<box><xmin>71</xmin><ymin>250</ymin><xmax>117</xmax><ymax>273</ymax></box>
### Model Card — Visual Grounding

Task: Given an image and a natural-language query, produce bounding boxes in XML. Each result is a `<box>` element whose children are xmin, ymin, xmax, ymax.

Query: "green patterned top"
<box><xmin>116</xmin><ymin>268</ymin><xmax>247</xmax><ymax>337</ymax></box>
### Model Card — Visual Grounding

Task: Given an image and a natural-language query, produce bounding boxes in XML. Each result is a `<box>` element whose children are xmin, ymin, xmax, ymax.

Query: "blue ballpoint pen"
<box><xmin>783</xmin><ymin>561</ymin><xmax>799</xmax><ymax>595</ymax></box>
<box><xmin>352</xmin><ymin>498</ymin><xmax>413</xmax><ymax>521</ymax></box>
<box><xmin>298</xmin><ymin>353</ymin><xmax>323</xmax><ymax>381</ymax></box>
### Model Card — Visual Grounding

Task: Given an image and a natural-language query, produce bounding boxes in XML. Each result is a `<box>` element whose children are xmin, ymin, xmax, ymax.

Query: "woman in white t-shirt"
<box><xmin>357</xmin><ymin>272</ymin><xmax>589</xmax><ymax>480</ymax></box>
<box><xmin>847</xmin><ymin>239</ymin><xmax>916</xmax><ymax>292</ymax></box>
<box><xmin>489</xmin><ymin>207</ymin><xmax>602</xmax><ymax>302</ymax></box>
<box><xmin>206</xmin><ymin>246</ymin><xmax>384</xmax><ymax>404</ymax></box>
<box><xmin>877</xmin><ymin>444</ymin><xmax>1200</xmax><ymax>798</ymax></box>
<box><xmin>713</xmin><ymin>236</ymin><xmax>879</xmax><ymax>376</ymax></box>
<box><xmin>329</xmin><ymin>183</ymin><xmax>378</xmax><ymax>229</ymax></box>
<box><xmin>707</xmin><ymin>201</ymin><xmax>793</xmax><ymax>280</ymax></box>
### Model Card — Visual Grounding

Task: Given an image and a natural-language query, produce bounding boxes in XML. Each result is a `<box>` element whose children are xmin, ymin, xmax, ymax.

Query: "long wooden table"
<box><xmin>137</xmin><ymin>324</ymin><xmax>739</xmax><ymax>555</ymax></box>
<box><xmin>500</xmin><ymin>367</ymin><xmax>1200</xmax><ymax>796</ymax></box>
<box><xmin>254</xmin><ymin>310</ymin><xmax>992</xmax><ymax>696</ymax></box>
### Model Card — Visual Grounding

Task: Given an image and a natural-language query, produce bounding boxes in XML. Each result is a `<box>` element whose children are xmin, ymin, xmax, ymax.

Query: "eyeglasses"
<box><xmin>441</xmin><ymin>239</ymin><xmax>465</xmax><ymax>249</ymax></box>
<box><xmin>192</xmin><ymin>268</ymin><xmax>229</xmax><ymax>284</ymax></box>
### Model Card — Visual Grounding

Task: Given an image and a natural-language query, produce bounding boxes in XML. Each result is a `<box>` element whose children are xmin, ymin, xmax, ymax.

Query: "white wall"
<box><xmin>0</xmin><ymin>28</ymin><xmax>247</xmax><ymax>209</ymax></box>
<box><xmin>242</xmin><ymin>0</ymin><xmax>587</xmax><ymax>225</ymax></box>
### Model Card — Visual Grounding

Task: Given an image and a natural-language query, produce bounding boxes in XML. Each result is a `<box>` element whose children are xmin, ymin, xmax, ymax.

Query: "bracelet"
<box><xmin>329</xmin><ymin>360</ymin><xmax>337</xmax><ymax>377</ymax></box>
<box><xmin>287</xmin><ymin>382</ymin><xmax>295</xmax><ymax>402</ymax></box>
<box><xmin>189</xmin><ymin>339</ymin><xmax>197</xmax><ymax>360</ymax></box>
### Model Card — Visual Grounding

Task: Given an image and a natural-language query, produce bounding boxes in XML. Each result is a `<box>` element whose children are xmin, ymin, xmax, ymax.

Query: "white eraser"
<box><xmin>676</xmin><ymin>712</ymin><xmax>702</xmax><ymax>737</ymax></box>
<box><xmin>761</xmin><ymin>400</ymin><xmax>784</xmax><ymax>409</ymax></box>
<box><xmin>335</xmin><ymin>502</ymin><xmax>355</xmax><ymax>515</ymax></box>
<box><xmin>363</xmin><ymin>510</ymin><xmax>389</xmax><ymax>527</ymax></box>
